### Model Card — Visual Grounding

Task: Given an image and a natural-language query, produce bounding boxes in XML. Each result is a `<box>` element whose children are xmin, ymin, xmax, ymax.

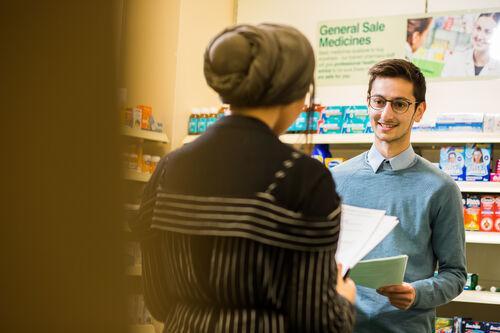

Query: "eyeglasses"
<box><xmin>367</xmin><ymin>95</ymin><xmax>420</xmax><ymax>114</ymax></box>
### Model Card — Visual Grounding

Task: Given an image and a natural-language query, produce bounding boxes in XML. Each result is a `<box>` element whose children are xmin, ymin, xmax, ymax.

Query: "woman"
<box><xmin>442</xmin><ymin>12</ymin><xmax>500</xmax><ymax>77</ymax></box>
<box><xmin>405</xmin><ymin>17</ymin><xmax>433</xmax><ymax>60</ymax></box>
<box><xmin>131</xmin><ymin>24</ymin><xmax>356</xmax><ymax>332</ymax></box>
<box><xmin>472</xmin><ymin>147</ymin><xmax>484</xmax><ymax>164</ymax></box>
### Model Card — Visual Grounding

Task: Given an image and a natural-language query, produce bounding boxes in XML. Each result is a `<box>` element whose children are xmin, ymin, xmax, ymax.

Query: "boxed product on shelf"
<box><xmin>480</xmin><ymin>195</ymin><xmax>496</xmax><ymax>232</ymax></box>
<box><xmin>311</xmin><ymin>144</ymin><xmax>331</xmax><ymax>163</ymax></box>
<box><xmin>133</xmin><ymin>108</ymin><xmax>142</xmax><ymax>129</ymax></box>
<box><xmin>310</xmin><ymin>103</ymin><xmax>323</xmax><ymax>133</ymax></box>
<box><xmin>464</xmin><ymin>194</ymin><xmax>481</xmax><ymax>231</ymax></box>
<box><xmin>483</xmin><ymin>114</ymin><xmax>496</xmax><ymax>133</ymax></box>
<box><xmin>412</xmin><ymin>119</ymin><xmax>436</xmax><ymax>132</ymax></box>
<box><xmin>138</xmin><ymin>105</ymin><xmax>152</xmax><ymax>130</ymax></box>
<box><xmin>294</xmin><ymin>110</ymin><xmax>308</xmax><ymax>133</ymax></box>
<box><xmin>439</xmin><ymin>146</ymin><xmax>466</xmax><ymax>181</ymax></box>
<box><xmin>465</xmin><ymin>144</ymin><xmax>492</xmax><ymax>182</ymax></box>
<box><xmin>435</xmin><ymin>317</ymin><xmax>453</xmax><ymax>333</ymax></box>
<box><xmin>318</xmin><ymin>106</ymin><xmax>344</xmax><ymax>134</ymax></box>
<box><xmin>123</xmin><ymin>143</ymin><xmax>160</xmax><ymax>174</ymax></box>
<box><xmin>121</xmin><ymin>104</ymin><xmax>164</xmax><ymax>133</ymax></box>
<box><xmin>462</xmin><ymin>320</ymin><xmax>489</xmax><ymax>333</ymax></box>
<box><xmin>325</xmin><ymin>157</ymin><xmax>344</xmax><ymax>172</ymax></box>
<box><xmin>464</xmin><ymin>272</ymin><xmax>479</xmax><ymax>290</ymax></box>
<box><xmin>123</xmin><ymin>108</ymin><xmax>133</xmax><ymax>127</ymax></box>
<box><xmin>451</xmin><ymin>318</ymin><xmax>500</xmax><ymax>333</ymax></box>
<box><xmin>495</xmin><ymin>196</ymin><xmax>500</xmax><ymax>232</ymax></box>
<box><xmin>484</xmin><ymin>113</ymin><xmax>500</xmax><ymax>133</ymax></box>
<box><xmin>490</xmin><ymin>323</ymin><xmax>500</xmax><ymax>332</ymax></box>
<box><xmin>435</xmin><ymin>113</ymin><xmax>483</xmax><ymax>132</ymax></box>
<box><xmin>462</xmin><ymin>194</ymin><xmax>500</xmax><ymax>233</ymax></box>
<box><xmin>490</xmin><ymin>159</ymin><xmax>500</xmax><ymax>182</ymax></box>
<box><xmin>341</xmin><ymin>105</ymin><xmax>369</xmax><ymax>134</ymax></box>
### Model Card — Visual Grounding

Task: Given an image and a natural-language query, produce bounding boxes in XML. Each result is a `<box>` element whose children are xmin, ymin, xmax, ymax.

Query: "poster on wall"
<box><xmin>317</xmin><ymin>8</ymin><xmax>500</xmax><ymax>86</ymax></box>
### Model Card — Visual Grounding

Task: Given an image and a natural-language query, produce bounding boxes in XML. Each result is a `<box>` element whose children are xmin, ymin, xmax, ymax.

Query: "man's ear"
<box><xmin>414</xmin><ymin>101</ymin><xmax>426</xmax><ymax>123</ymax></box>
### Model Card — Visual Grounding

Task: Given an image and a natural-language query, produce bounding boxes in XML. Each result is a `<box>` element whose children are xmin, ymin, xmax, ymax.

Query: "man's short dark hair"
<box><xmin>367</xmin><ymin>59</ymin><xmax>427</xmax><ymax>103</ymax></box>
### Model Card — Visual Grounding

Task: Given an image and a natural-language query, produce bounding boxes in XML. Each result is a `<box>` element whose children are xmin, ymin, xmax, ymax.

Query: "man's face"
<box><xmin>368</xmin><ymin>77</ymin><xmax>425</xmax><ymax>146</ymax></box>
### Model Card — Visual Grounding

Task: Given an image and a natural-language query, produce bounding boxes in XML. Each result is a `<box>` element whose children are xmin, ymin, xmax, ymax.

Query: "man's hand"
<box><xmin>376</xmin><ymin>283</ymin><xmax>416</xmax><ymax>310</ymax></box>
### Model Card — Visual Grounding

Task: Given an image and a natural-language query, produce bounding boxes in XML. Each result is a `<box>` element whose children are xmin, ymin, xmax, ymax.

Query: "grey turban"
<box><xmin>204</xmin><ymin>23</ymin><xmax>315</xmax><ymax>107</ymax></box>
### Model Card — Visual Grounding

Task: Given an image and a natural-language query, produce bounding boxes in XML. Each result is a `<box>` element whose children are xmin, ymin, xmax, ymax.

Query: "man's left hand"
<box><xmin>377</xmin><ymin>283</ymin><xmax>416</xmax><ymax>310</ymax></box>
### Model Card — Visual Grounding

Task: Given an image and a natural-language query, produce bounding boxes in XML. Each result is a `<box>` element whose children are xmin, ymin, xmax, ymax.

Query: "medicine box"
<box><xmin>342</xmin><ymin>105</ymin><xmax>369</xmax><ymax>134</ymax></box>
<box><xmin>479</xmin><ymin>195</ymin><xmax>495</xmax><ymax>232</ymax></box>
<box><xmin>435</xmin><ymin>113</ymin><xmax>483</xmax><ymax>132</ymax></box>
<box><xmin>325</xmin><ymin>157</ymin><xmax>344</xmax><ymax>172</ymax></box>
<box><xmin>132</xmin><ymin>108</ymin><xmax>142</xmax><ymax>129</ymax></box>
<box><xmin>318</xmin><ymin>106</ymin><xmax>344</xmax><ymax>134</ymax></box>
<box><xmin>465</xmin><ymin>144</ymin><xmax>492</xmax><ymax>182</ymax></box>
<box><xmin>464</xmin><ymin>194</ymin><xmax>480</xmax><ymax>231</ymax></box>
<box><xmin>439</xmin><ymin>146</ymin><xmax>466</xmax><ymax>181</ymax></box>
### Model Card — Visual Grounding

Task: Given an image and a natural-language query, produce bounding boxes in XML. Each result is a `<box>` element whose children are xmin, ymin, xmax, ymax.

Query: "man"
<box><xmin>332</xmin><ymin>59</ymin><xmax>466</xmax><ymax>333</ymax></box>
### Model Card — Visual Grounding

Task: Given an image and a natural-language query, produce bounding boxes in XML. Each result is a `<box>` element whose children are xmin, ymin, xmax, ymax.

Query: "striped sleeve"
<box><xmin>129</xmin><ymin>159</ymin><xmax>171</xmax><ymax>320</ymax></box>
<box><xmin>285</xmin><ymin>210</ymin><xmax>355</xmax><ymax>332</ymax></box>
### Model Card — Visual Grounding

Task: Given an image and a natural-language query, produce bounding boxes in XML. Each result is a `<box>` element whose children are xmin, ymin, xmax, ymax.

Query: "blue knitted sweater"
<box><xmin>332</xmin><ymin>152</ymin><xmax>467</xmax><ymax>333</ymax></box>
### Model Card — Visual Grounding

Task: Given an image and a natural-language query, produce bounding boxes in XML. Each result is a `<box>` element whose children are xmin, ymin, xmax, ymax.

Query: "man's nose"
<box><xmin>380</xmin><ymin>101</ymin><xmax>396</xmax><ymax>118</ymax></box>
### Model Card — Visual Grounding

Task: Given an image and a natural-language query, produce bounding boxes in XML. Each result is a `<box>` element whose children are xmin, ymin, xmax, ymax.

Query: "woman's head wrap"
<box><xmin>204</xmin><ymin>23</ymin><xmax>315</xmax><ymax>107</ymax></box>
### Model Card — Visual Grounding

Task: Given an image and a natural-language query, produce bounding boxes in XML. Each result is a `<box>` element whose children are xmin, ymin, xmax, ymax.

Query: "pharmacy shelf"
<box><xmin>466</xmin><ymin>231</ymin><xmax>500</xmax><ymax>244</ymax></box>
<box><xmin>124</xmin><ymin>170</ymin><xmax>151</xmax><ymax>182</ymax></box>
<box><xmin>129</xmin><ymin>324</ymin><xmax>155</xmax><ymax>333</ymax></box>
<box><xmin>126</xmin><ymin>265</ymin><xmax>142</xmax><ymax>276</ymax></box>
<box><xmin>457</xmin><ymin>181</ymin><xmax>500</xmax><ymax>193</ymax></box>
<box><xmin>122</xmin><ymin>126</ymin><xmax>169</xmax><ymax>143</ymax></box>
<box><xmin>453</xmin><ymin>290</ymin><xmax>500</xmax><ymax>305</ymax></box>
<box><xmin>183</xmin><ymin>132</ymin><xmax>500</xmax><ymax>145</ymax></box>
<box><xmin>280</xmin><ymin>132</ymin><xmax>500</xmax><ymax>144</ymax></box>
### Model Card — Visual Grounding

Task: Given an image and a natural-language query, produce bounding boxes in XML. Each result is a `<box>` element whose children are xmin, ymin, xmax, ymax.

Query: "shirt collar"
<box><xmin>367</xmin><ymin>145</ymin><xmax>416</xmax><ymax>172</ymax></box>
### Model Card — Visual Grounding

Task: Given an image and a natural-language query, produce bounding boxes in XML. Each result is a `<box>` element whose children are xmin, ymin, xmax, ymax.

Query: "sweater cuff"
<box><xmin>409</xmin><ymin>280</ymin><xmax>427</xmax><ymax>309</ymax></box>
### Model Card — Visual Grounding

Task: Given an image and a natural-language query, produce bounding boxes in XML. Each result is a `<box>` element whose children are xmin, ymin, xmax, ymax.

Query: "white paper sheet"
<box><xmin>335</xmin><ymin>204</ymin><xmax>399</xmax><ymax>276</ymax></box>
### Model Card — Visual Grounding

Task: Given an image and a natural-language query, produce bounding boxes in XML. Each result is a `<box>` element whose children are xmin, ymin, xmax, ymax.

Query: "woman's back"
<box><xmin>133</xmin><ymin>116</ymin><xmax>354</xmax><ymax>332</ymax></box>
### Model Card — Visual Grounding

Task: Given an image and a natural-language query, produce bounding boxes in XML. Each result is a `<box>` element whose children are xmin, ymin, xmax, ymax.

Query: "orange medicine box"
<box><xmin>464</xmin><ymin>195</ymin><xmax>480</xmax><ymax>231</ymax></box>
<box><xmin>138</xmin><ymin>105</ymin><xmax>152</xmax><ymax>130</ymax></box>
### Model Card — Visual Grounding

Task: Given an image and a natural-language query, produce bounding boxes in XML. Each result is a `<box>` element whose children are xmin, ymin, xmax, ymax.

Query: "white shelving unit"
<box><xmin>124</xmin><ymin>170</ymin><xmax>151</xmax><ymax>183</ymax></box>
<box><xmin>183</xmin><ymin>132</ymin><xmax>500</xmax><ymax>145</ymax></box>
<box><xmin>280</xmin><ymin>132</ymin><xmax>500</xmax><ymax>144</ymax></box>
<box><xmin>457</xmin><ymin>181</ymin><xmax>500</xmax><ymax>193</ymax></box>
<box><xmin>453</xmin><ymin>290</ymin><xmax>500</xmax><ymax>305</ymax></box>
<box><xmin>122</xmin><ymin>126</ymin><xmax>169</xmax><ymax>143</ymax></box>
<box><xmin>466</xmin><ymin>231</ymin><xmax>500</xmax><ymax>245</ymax></box>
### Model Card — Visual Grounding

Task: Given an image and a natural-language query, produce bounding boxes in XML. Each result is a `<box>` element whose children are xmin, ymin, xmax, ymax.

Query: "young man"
<box><xmin>332</xmin><ymin>59</ymin><xmax>467</xmax><ymax>333</ymax></box>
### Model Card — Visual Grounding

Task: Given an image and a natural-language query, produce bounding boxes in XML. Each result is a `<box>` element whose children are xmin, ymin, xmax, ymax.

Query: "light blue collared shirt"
<box><xmin>367</xmin><ymin>145</ymin><xmax>416</xmax><ymax>172</ymax></box>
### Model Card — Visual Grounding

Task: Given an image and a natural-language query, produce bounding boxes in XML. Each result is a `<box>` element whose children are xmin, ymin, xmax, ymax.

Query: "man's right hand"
<box><xmin>336</xmin><ymin>263</ymin><xmax>356</xmax><ymax>305</ymax></box>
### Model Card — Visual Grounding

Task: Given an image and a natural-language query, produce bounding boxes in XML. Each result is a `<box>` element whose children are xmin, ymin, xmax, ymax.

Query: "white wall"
<box><xmin>121</xmin><ymin>0</ymin><xmax>235</xmax><ymax>150</ymax></box>
<box><xmin>237</xmin><ymin>0</ymin><xmax>500</xmax><ymax>122</ymax></box>
<box><xmin>171</xmin><ymin>0</ymin><xmax>236</xmax><ymax>148</ymax></box>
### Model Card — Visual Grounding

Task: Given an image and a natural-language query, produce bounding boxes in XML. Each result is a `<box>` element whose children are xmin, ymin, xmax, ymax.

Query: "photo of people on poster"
<box><xmin>407</xmin><ymin>12</ymin><xmax>500</xmax><ymax>78</ymax></box>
